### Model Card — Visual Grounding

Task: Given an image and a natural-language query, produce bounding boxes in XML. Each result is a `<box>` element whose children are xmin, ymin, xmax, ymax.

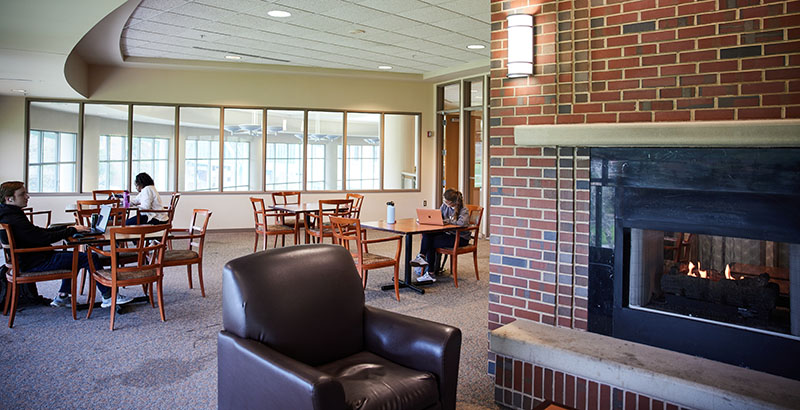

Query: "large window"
<box><xmin>27</xmin><ymin>102</ymin><xmax>80</xmax><ymax>193</ymax></box>
<box><xmin>26</xmin><ymin>101</ymin><xmax>421</xmax><ymax>194</ymax></box>
<box><xmin>179</xmin><ymin>107</ymin><xmax>220</xmax><ymax>192</ymax></box>
<box><xmin>132</xmin><ymin>105</ymin><xmax>175</xmax><ymax>191</ymax></box>
<box><xmin>307</xmin><ymin>111</ymin><xmax>343</xmax><ymax>191</ymax></box>
<box><xmin>346</xmin><ymin>113</ymin><xmax>381</xmax><ymax>190</ymax></box>
<box><xmin>265</xmin><ymin>110</ymin><xmax>303</xmax><ymax>190</ymax></box>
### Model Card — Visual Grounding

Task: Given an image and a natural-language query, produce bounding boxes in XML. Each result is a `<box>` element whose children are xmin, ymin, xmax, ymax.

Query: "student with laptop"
<box><xmin>0</xmin><ymin>181</ymin><xmax>133</xmax><ymax>308</ymax></box>
<box><xmin>411</xmin><ymin>188</ymin><xmax>470</xmax><ymax>282</ymax></box>
<box><xmin>126</xmin><ymin>172</ymin><xmax>169</xmax><ymax>226</ymax></box>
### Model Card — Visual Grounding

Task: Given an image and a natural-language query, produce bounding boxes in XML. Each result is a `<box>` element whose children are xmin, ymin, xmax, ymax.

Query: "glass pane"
<box><xmin>442</xmin><ymin>83</ymin><xmax>460</xmax><ymax>110</ymax></box>
<box><xmin>42</xmin><ymin>132</ymin><xmax>58</xmax><ymax>163</ymax></box>
<box><xmin>307</xmin><ymin>111</ymin><xmax>343</xmax><ymax>191</ymax></box>
<box><xmin>28</xmin><ymin>131</ymin><xmax>40</xmax><ymax>163</ymax></box>
<box><xmin>346</xmin><ymin>112</ymin><xmax>380</xmax><ymax>190</ymax></box>
<box><xmin>383</xmin><ymin>114</ymin><xmax>419</xmax><ymax>189</ymax></box>
<box><xmin>179</xmin><ymin>107</ymin><xmax>220</xmax><ymax>192</ymax></box>
<box><xmin>468</xmin><ymin>79</ymin><xmax>483</xmax><ymax>107</ymax></box>
<box><xmin>59</xmin><ymin>164</ymin><xmax>74</xmax><ymax>192</ymax></box>
<box><xmin>42</xmin><ymin>165</ymin><xmax>57</xmax><ymax>192</ymax></box>
<box><xmin>84</xmin><ymin>104</ymin><xmax>129</xmax><ymax>192</ymax></box>
<box><xmin>28</xmin><ymin>102</ymin><xmax>79</xmax><ymax>192</ymax></box>
<box><xmin>266</xmin><ymin>110</ymin><xmax>304</xmax><ymax>190</ymax></box>
<box><xmin>133</xmin><ymin>105</ymin><xmax>175</xmax><ymax>192</ymax></box>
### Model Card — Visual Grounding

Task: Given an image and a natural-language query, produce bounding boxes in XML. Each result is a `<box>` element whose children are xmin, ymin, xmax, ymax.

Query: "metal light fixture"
<box><xmin>507</xmin><ymin>14</ymin><xmax>533</xmax><ymax>78</ymax></box>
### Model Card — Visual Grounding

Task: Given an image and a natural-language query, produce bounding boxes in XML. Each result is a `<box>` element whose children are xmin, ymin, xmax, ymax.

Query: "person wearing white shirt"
<box><xmin>127</xmin><ymin>172</ymin><xmax>169</xmax><ymax>225</ymax></box>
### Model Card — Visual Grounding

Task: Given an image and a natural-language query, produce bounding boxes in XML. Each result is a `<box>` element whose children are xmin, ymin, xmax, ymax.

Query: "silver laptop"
<box><xmin>87</xmin><ymin>205</ymin><xmax>112</xmax><ymax>234</ymax></box>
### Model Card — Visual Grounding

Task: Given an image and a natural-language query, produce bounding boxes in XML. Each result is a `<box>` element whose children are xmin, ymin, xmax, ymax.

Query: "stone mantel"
<box><xmin>514</xmin><ymin>120</ymin><xmax>800</xmax><ymax>147</ymax></box>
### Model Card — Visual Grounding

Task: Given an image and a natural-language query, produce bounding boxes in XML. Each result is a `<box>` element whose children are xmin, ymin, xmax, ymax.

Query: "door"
<box><xmin>442</xmin><ymin>114</ymin><xmax>459</xmax><ymax>191</ymax></box>
<box><xmin>465</xmin><ymin>110</ymin><xmax>482</xmax><ymax>205</ymax></box>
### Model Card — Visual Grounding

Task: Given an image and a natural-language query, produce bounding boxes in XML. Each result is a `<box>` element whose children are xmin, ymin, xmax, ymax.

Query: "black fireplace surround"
<box><xmin>588</xmin><ymin>148</ymin><xmax>800</xmax><ymax>380</ymax></box>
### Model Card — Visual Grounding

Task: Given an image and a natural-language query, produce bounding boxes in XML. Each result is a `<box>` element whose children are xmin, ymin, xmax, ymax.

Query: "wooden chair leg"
<box><xmin>80</xmin><ymin>268</ymin><xmax>87</xmax><ymax>295</ymax></box>
<box><xmin>86</xmin><ymin>278</ymin><xmax>96</xmax><ymax>319</ymax></box>
<box><xmin>156</xmin><ymin>279</ymin><xmax>166</xmax><ymax>322</ymax></box>
<box><xmin>187</xmin><ymin>265</ymin><xmax>193</xmax><ymax>289</ymax></box>
<box><xmin>3</xmin><ymin>281</ymin><xmax>11</xmax><ymax>316</ymax></box>
<box><xmin>393</xmin><ymin>264</ymin><xmax>400</xmax><ymax>301</ymax></box>
<box><xmin>473</xmin><ymin>250</ymin><xmax>479</xmax><ymax>281</ymax></box>
<box><xmin>451</xmin><ymin>254</ymin><xmax>458</xmax><ymax>288</ymax></box>
<box><xmin>70</xmin><ymin>276</ymin><xmax>77</xmax><ymax>320</ymax></box>
<box><xmin>7</xmin><ymin>283</ymin><xmax>18</xmax><ymax>328</ymax></box>
<box><xmin>109</xmin><ymin>286</ymin><xmax>117</xmax><ymax>331</ymax></box>
<box><xmin>148</xmin><ymin>283</ymin><xmax>155</xmax><ymax>307</ymax></box>
<box><xmin>197</xmin><ymin>262</ymin><xmax>205</xmax><ymax>297</ymax></box>
<box><xmin>273</xmin><ymin>235</ymin><xmax>278</xmax><ymax>248</ymax></box>
<box><xmin>262</xmin><ymin>233</ymin><xmax>268</xmax><ymax>251</ymax></box>
<box><xmin>253</xmin><ymin>232</ymin><xmax>258</xmax><ymax>253</ymax></box>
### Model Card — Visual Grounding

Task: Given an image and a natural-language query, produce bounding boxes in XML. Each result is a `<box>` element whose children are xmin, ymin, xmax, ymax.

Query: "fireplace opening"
<box><xmin>628</xmin><ymin>229</ymin><xmax>797</xmax><ymax>337</ymax></box>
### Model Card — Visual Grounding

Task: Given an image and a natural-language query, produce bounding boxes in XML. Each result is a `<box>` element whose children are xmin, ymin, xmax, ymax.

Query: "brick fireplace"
<box><xmin>486</xmin><ymin>0</ymin><xmax>800</xmax><ymax>408</ymax></box>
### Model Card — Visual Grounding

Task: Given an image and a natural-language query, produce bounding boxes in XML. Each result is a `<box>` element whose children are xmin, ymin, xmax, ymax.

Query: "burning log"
<box><xmin>660</xmin><ymin>271</ymin><xmax>779</xmax><ymax>314</ymax></box>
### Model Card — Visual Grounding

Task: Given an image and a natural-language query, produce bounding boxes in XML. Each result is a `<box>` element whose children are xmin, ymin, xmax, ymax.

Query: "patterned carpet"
<box><xmin>0</xmin><ymin>231</ymin><xmax>498</xmax><ymax>409</ymax></box>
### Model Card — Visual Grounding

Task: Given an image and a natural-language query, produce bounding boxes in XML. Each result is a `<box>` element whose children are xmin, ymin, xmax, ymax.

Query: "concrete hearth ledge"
<box><xmin>513</xmin><ymin>120</ymin><xmax>800</xmax><ymax>147</ymax></box>
<box><xmin>490</xmin><ymin>320</ymin><xmax>800</xmax><ymax>410</ymax></box>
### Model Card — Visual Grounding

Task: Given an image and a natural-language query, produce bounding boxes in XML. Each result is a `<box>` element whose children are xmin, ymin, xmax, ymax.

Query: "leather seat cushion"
<box><xmin>164</xmin><ymin>249</ymin><xmax>199</xmax><ymax>262</ymax></box>
<box><xmin>317</xmin><ymin>351</ymin><xmax>439</xmax><ymax>410</ymax></box>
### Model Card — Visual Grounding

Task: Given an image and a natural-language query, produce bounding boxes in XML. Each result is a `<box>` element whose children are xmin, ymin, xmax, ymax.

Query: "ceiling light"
<box><xmin>225</xmin><ymin>55</ymin><xmax>242</xmax><ymax>60</ymax></box>
<box><xmin>267</xmin><ymin>10</ymin><xmax>291</xmax><ymax>18</ymax></box>
<box><xmin>349</xmin><ymin>29</ymin><xmax>366</xmax><ymax>35</ymax></box>
<box><xmin>378</xmin><ymin>65</ymin><xmax>392</xmax><ymax>70</ymax></box>
<box><xmin>467</xmin><ymin>44</ymin><xmax>485</xmax><ymax>49</ymax></box>
<box><xmin>10</xmin><ymin>89</ymin><xmax>27</xmax><ymax>94</ymax></box>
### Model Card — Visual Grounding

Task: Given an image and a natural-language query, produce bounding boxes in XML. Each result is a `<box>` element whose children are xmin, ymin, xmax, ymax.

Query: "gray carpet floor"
<box><xmin>0</xmin><ymin>231</ymin><xmax>497</xmax><ymax>409</ymax></box>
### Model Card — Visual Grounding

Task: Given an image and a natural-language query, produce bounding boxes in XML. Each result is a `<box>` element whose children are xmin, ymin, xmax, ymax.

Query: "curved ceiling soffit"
<box><xmin>66</xmin><ymin>0</ymin><xmax>138</xmax><ymax>97</ymax></box>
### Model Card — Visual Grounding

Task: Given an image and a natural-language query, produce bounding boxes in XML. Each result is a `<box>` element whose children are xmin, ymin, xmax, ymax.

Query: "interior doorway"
<box><xmin>442</xmin><ymin>114</ymin><xmax>460</xmax><ymax>191</ymax></box>
<box><xmin>465</xmin><ymin>110</ymin><xmax>482</xmax><ymax>206</ymax></box>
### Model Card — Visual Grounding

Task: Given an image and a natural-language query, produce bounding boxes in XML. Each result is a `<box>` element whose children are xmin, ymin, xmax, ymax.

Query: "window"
<box><xmin>383</xmin><ymin>114</ymin><xmax>420</xmax><ymax>189</ymax></box>
<box><xmin>223</xmin><ymin>108</ymin><xmax>262</xmax><ymax>191</ymax></box>
<box><xmin>307</xmin><ymin>111</ymin><xmax>343</xmax><ymax>191</ymax></box>
<box><xmin>27</xmin><ymin>102</ymin><xmax>80</xmax><ymax>193</ymax></box>
<box><xmin>265</xmin><ymin>110</ymin><xmax>304</xmax><ymax>190</ymax></box>
<box><xmin>132</xmin><ymin>105</ymin><xmax>175</xmax><ymax>191</ymax></box>
<box><xmin>84</xmin><ymin>104</ymin><xmax>130</xmax><ymax>191</ymax></box>
<box><xmin>27</xmin><ymin>130</ymin><xmax>77</xmax><ymax>192</ymax></box>
<box><xmin>179</xmin><ymin>107</ymin><xmax>220</xmax><ymax>192</ymax></box>
<box><xmin>346</xmin><ymin>112</ymin><xmax>381</xmax><ymax>190</ymax></box>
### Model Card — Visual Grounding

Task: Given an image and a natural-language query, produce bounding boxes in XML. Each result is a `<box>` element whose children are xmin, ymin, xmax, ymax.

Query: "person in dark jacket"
<box><xmin>0</xmin><ymin>181</ymin><xmax>132</xmax><ymax>308</ymax></box>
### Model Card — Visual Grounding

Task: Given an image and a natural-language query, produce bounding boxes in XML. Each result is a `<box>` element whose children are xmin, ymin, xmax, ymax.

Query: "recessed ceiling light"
<box><xmin>267</xmin><ymin>10</ymin><xmax>291</xmax><ymax>18</ymax></box>
<box><xmin>378</xmin><ymin>65</ymin><xmax>392</xmax><ymax>70</ymax></box>
<box><xmin>467</xmin><ymin>44</ymin><xmax>485</xmax><ymax>50</ymax></box>
<box><xmin>10</xmin><ymin>89</ymin><xmax>27</xmax><ymax>94</ymax></box>
<box><xmin>225</xmin><ymin>55</ymin><xmax>242</xmax><ymax>60</ymax></box>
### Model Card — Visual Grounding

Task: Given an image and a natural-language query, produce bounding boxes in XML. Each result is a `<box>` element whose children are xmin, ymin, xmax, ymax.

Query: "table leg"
<box><xmin>381</xmin><ymin>233</ymin><xmax>427</xmax><ymax>295</ymax></box>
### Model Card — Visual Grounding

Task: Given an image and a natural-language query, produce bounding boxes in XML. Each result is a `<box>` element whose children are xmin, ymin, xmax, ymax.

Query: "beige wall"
<box><xmin>0</xmin><ymin>65</ymin><xmax>438</xmax><ymax>229</ymax></box>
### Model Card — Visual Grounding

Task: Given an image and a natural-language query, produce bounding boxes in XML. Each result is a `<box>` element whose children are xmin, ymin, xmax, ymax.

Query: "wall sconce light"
<box><xmin>507</xmin><ymin>14</ymin><xmax>533</xmax><ymax>78</ymax></box>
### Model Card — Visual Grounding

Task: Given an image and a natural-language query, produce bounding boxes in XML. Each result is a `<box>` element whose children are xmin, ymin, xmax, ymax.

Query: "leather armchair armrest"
<box><xmin>363</xmin><ymin>306</ymin><xmax>462</xmax><ymax>410</ymax></box>
<box><xmin>218</xmin><ymin>331</ymin><xmax>346</xmax><ymax>410</ymax></box>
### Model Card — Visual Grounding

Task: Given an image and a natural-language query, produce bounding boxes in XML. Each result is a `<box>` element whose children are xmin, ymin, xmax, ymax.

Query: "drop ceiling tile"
<box><xmin>356</xmin><ymin>0</ymin><xmax>429</xmax><ymax>14</ymax></box>
<box><xmin>431</xmin><ymin>16</ymin><xmax>484</xmax><ymax>34</ymax></box>
<box><xmin>178</xmin><ymin>28</ymin><xmax>228</xmax><ymax>43</ymax></box>
<box><xmin>129</xmin><ymin>20</ymin><xmax>187</xmax><ymax>36</ymax></box>
<box><xmin>320</xmin><ymin>4</ymin><xmax>388</xmax><ymax>24</ymax></box>
<box><xmin>358</xmin><ymin>14</ymin><xmax>415</xmax><ymax>32</ymax></box>
<box><xmin>138</xmin><ymin>0</ymin><xmax>189</xmax><ymax>12</ymax></box>
<box><xmin>149</xmin><ymin>12</ymin><xmax>211</xmax><ymax>30</ymax></box>
<box><xmin>271</xmin><ymin>0</ymin><xmax>349</xmax><ymax>13</ymax></box>
<box><xmin>129</xmin><ymin>7</ymin><xmax>162</xmax><ymax>21</ymax></box>
<box><xmin>170</xmin><ymin>2</ymin><xmax>237</xmax><ymax>21</ymax></box>
<box><xmin>359</xmin><ymin>30</ymin><xmax>409</xmax><ymax>45</ymax></box>
<box><xmin>438</xmin><ymin>0</ymin><xmax>488</xmax><ymax>17</ymax></box>
<box><xmin>194</xmin><ymin>0</ymin><xmax>275</xmax><ymax>13</ymax></box>
<box><xmin>393</xmin><ymin>24</ymin><xmax>451</xmax><ymax>39</ymax></box>
<box><xmin>397</xmin><ymin>6</ymin><xmax>460</xmax><ymax>24</ymax></box>
<box><xmin>290</xmin><ymin>15</ymin><xmax>348</xmax><ymax>32</ymax></box>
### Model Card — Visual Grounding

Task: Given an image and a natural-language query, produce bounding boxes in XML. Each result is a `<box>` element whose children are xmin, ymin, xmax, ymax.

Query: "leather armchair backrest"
<box><xmin>222</xmin><ymin>244</ymin><xmax>365</xmax><ymax>366</ymax></box>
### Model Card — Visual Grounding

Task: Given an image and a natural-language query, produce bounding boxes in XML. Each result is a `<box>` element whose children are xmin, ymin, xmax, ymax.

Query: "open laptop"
<box><xmin>86</xmin><ymin>204</ymin><xmax>112</xmax><ymax>235</ymax></box>
<box><xmin>416</xmin><ymin>208</ymin><xmax>449</xmax><ymax>226</ymax></box>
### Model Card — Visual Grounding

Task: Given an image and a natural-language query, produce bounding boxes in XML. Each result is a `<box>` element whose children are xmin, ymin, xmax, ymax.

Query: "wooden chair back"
<box><xmin>271</xmin><ymin>191</ymin><xmax>301</xmax><ymax>206</ymax></box>
<box><xmin>345</xmin><ymin>193</ymin><xmax>365</xmax><ymax>218</ymax></box>
<box><xmin>329</xmin><ymin>216</ymin><xmax>362</xmax><ymax>251</ymax></box>
<box><xmin>105</xmin><ymin>225</ymin><xmax>169</xmax><ymax>280</ymax></box>
<box><xmin>22</xmin><ymin>207</ymin><xmax>51</xmax><ymax>227</ymax></box>
<box><xmin>77</xmin><ymin>199</ymin><xmax>119</xmax><ymax>210</ymax></box>
<box><xmin>185</xmin><ymin>209</ymin><xmax>211</xmax><ymax>255</ymax></box>
<box><xmin>74</xmin><ymin>207</ymin><xmax>128</xmax><ymax>227</ymax></box>
<box><xmin>434</xmin><ymin>205</ymin><xmax>484</xmax><ymax>288</ymax></box>
<box><xmin>92</xmin><ymin>190</ymin><xmax>125</xmax><ymax>200</ymax></box>
<box><xmin>305</xmin><ymin>199</ymin><xmax>353</xmax><ymax>244</ymax></box>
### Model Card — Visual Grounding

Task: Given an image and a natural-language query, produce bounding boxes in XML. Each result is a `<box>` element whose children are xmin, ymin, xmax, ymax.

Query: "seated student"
<box><xmin>126</xmin><ymin>172</ymin><xmax>169</xmax><ymax>226</ymax></box>
<box><xmin>411</xmin><ymin>188</ymin><xmax>470</xmax><ymax>282</ymax></box>
<box><xmin>0</xmin><ymin>181</ymin><xmax>132</xmax><ymax>308</ymax></box>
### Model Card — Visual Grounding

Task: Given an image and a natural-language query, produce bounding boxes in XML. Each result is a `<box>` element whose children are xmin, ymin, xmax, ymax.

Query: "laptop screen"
<box><xmin>96</xmin><ymin>205</ymin><xmax>112</xmax><ymax>233</ymax></box>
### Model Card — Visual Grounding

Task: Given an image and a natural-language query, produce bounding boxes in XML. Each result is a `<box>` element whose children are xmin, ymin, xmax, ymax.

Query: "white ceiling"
<box><xmin>121</xmin><ymin>0</ymin><xmax>490</xmax><ymax>74</ymax></box>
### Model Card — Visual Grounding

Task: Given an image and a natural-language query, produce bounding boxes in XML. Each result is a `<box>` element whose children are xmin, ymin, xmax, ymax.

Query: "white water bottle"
<box><xmin>386</xmin><ymin>201</ymin><xmax>395</xmax><ymax>224</ymax></box>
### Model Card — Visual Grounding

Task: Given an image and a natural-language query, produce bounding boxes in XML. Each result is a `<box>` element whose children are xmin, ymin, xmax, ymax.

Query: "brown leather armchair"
<box><xmin>218</xmin><ymin>244</ymin><xmax>462</xmax><ymax>410</ymax></box>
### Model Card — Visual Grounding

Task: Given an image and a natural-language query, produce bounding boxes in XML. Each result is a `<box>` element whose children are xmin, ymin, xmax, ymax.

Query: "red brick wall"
<box><xmin>487</xmin><ymin>0</ymin><xmax>800</xmax><ymax>406</ymax></box>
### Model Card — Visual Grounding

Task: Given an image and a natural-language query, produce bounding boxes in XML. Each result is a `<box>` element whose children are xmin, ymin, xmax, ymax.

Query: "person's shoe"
<box><xmin>50</xmin><ymin>293</ymin><xmax>70</xmax><ymax>307</ymax></box>
<box><xmin>410</xmin><ymin>254</ymin><xmax>428</xmax><ymax>267</ymax></box>
<box><xmin>101</xmin><ymin>294</ymin><xmax>134</xmax><ymax>308</ymax></box>
<box><xmin>417</xmin><ymin>272</ymin><xmax>436</xmax><ymax>283</ymax></box>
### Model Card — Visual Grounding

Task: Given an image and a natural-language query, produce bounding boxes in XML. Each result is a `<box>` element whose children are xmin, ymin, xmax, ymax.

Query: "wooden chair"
<box><xmin>21</xmin><ymin>207</ymin><xmax>51</xmax><ymax>227</ymax></box>
<box><xmin>77</xmin><ymin>198</ymin><xmax>120</xmax><ymax>210</ymax></box>
<box><xmin>345</xmin><ymin>193</ymin><xmax>364</xmax><ymax>218</ymax></box>
<box><xmin>304</xmin><ymin>199</ymin><xmax>353</xmax><ymax>244</ymax></box>
<box><xmin>329</xmin><ymin>216</ymin><xmax>403</xmax><ymax>300</ymax></box>
<box><xmin>163</xmin><ymin>209</ymin><xmax>211</xmax><ymax>297</ymax></box>
<box><xmin>1</xmin><ymin>223</ymin><xmax>79</xmax><ymax>327</ymax></box>
<box><xmin>86</xmin><ymin>224</ymin><xmax>169</xmax><ymax>330</ymax></box>
<box><xmin>92</xmin><ymin>189</ymin><xmax>125</xmax><ymax>200</ymax></box>
<box><xmin>271</xmin><ymin>191</ymin><xmax>300</xmax><ymax>228</ymax></box>
<box><xmin>135</xmin><ymin>192</ymin><xmax>180</xmax><ymax>225</ymax></box>
<box><xmin>250</xmin><ymin>197</ymin><xmax>295</xmax><ymax>251</ymax></box>
<box><xmin>435</xmin><ymin>205</ymin><xmax>483</xmax><ymax>288</ymax></box>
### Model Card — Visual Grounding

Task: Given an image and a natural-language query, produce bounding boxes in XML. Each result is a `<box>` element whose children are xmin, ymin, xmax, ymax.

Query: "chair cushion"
<box><xmin>16</xmin><ymin>269</ymin><xmax>71</xmax><ymax>278</ymax></box>
<box><xmin>164</xmin><ymin>249</ymin><xmax>199</xmax><ymax>262</ymax></box>
<box><xmin>317</xmin><ymin>351</ymin><xmax>439</xmax><ymax>410</ymax></box>
<box><xmin>96</xmin><ymin>268</ymin><xmax>157</xmax><ymax>281</ymax></box>
<box><xmin>360</xmin><ymin>252</ymin><xmax>394</xmax><ymax>266</ymax></box>
<box><xmin>97</xmin><ymin>252</ymin><xmax>139</xmax><ymax>267</ymax></box>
